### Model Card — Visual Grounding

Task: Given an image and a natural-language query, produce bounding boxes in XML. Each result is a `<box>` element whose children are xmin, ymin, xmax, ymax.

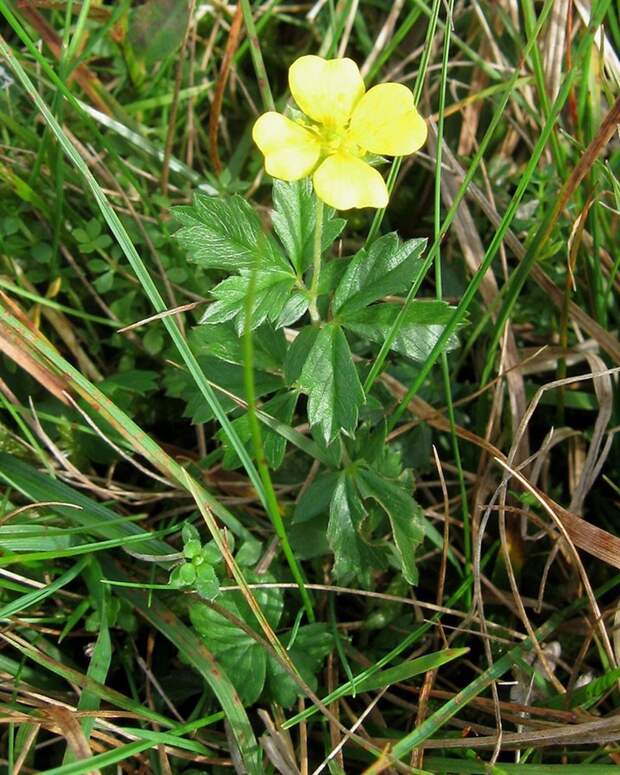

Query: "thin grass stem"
<box><xmin>308</xmin><ymin>196</ymin><xmax>325</xmax><ymax>324</ymax></box>
<box><xmin>239</xmin><ymin>0</ymin><xmax>275</xmax><ymax>111</ymax></box>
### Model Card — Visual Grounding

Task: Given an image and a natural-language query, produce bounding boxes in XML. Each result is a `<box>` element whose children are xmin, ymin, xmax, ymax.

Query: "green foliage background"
<box><xmin>0</xmin><ymin>0</ymin><xmax>618</xmax><ymax>773</ymax></box>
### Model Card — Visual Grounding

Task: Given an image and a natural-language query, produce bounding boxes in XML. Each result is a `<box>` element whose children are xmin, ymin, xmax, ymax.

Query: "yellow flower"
<box><xmin>252</xmin><ymin>55</ymin><xmax>427</xmax><ymax>210</ymax></box>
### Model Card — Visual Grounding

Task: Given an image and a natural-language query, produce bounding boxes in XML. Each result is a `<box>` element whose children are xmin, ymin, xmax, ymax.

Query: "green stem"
<box><xmin>392</xmin><ymin>0</ymin><xmax>611</xmax><ymax>426</ymax></box>
<box><xmin>239</xmin><ymin>0</ymin><xmax>275</xmax><ymax>112</ymax></box>
<box><xmin>363</xmin><ymin>0</ymin><xmax>557</xmax><ymax>395</ymax></box>
<box><xmin>243</xmin><ymin>262</ymin><xmax>315</xmax><ymax>622</ymax></box>
<box><xmin>432</xmin><ymin>0</ymin><xmax>470</xmax><ymax>596</ymax></box>
<box><xmin>308</xmin><ymin>196</ymin><xmax>325</xmax><ymax>324</ymax></box>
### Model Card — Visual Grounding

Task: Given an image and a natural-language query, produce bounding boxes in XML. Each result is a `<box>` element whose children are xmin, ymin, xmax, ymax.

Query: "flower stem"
<box><xmin>239</xmin><ymin>0</ymin><xmax>275</xmax><ymax>112</ymax></box>
<box><xmin>308</xmin><ymin>196</ymin><xmax>324</xmax><ymax>324</ymax></box>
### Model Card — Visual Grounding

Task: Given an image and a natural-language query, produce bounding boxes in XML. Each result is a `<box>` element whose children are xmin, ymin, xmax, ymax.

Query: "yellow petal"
<box><xmin>312</xmin><ymin>153</ymin><xmax>389</xmax><ymax>210</ymax></box>
<box><xmin>289</xmin><ymin>55</ymin><xmax>365</xmax><ymax>128</ymax></box>
<box><xmin>252</xmin><ymin>111</ymin><xmax>320</xmax><ymax>180</ymax></box>
<box><xmin>348</xmin><ymin>83</ymin><xmax>427</xmax><ymax>156</ymax></box>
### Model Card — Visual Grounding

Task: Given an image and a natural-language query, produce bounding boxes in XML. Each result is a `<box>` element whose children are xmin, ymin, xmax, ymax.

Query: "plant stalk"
<box><xmin>308</xmin><ymin>196</ymin><xmax>325</xmax><ymax>324</ymax></box>
<box><xmin>239</xmin><ymin>0</ymin><xmax>275</xmax><ymax>112</ymax></box>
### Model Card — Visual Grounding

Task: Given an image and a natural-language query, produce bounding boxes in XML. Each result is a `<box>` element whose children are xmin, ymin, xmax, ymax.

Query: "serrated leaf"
<box><xmin>349</xmin><ymin>421</ymin><xmax>387</xmax><ymax>466</ymax></box>
<box><xmin>342</xmin><ymin>301</ymin><xmax>459</xmax><ymax>362</ymax></box>
<box><xmin>276</xmin><ymin>291</ymin><xmax>309</xmax><ymax>328</ymax></box>
<box><xmin>271</xmin><ymin>180</ymin><xmax>345</xmax><ymax>273</ymax></box>
<box><xmin>334</xmin><ymin>233</ymin><xmax>427</xmax><ymax>316</ymax></box>
<box><xmin>299</xmin><ymin>324</ymin><xmax>364</xmax><ymax>445</ymax></box>
<box><xmin>174</xmin><ymin>194</ymin><xmax>285</xmax><ymax>271</ymax></box>
<box><xmin>289</xmin><ymin>517</ymin><xmax>331</xmax><ymax>560</ymax></box>
<box><xmin>357</xmin><ymin>468</ymin><xmax>424</xmax><ymax>585</ymax></box>
<box><xmin>128</xmin><ymin>0</ymin><xmax>190</xmax><ymax>65</ymax></box>
<box><xmin>201</xmin><ymin>271</ymin><xmax>296</xmax><ymax>333</ymax></box>
<box><xmin>189</xmin><ymin>578</ymin><xmax>283</xmax><ymax>705</ymax></box>
<box><xmin>328</xmin><ymin>474</ymin><xmax>387</xmax><ymax>585</ymax></box>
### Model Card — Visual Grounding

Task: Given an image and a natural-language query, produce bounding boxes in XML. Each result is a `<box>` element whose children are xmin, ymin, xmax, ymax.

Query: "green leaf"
<box><xmin>342</xmin><ymin>301</ymin><xmax>459</xmax><ymax>363</ymax></box>
<box><xmin>235</xmin><ymin>539</ymin><xmax>263</xmax><ymax>567</ymax></box>
<box><xmin>170</xmin><ymin>563</ymin><xmax>196</xmax><ymax>587</ymax></box>
<box><xmin>189</xmin><ymin>579</ymin><xmax>283</xmax><ymax>705</ymax></box>
<box><xmin>183</xmin><ymin>538</ymin><xmax>202</xmax><ymax>560</ymax></box>
<box><xmin>310</xmin><ymin>425</ymin><xmax>344</xmax><ymax>468</ymax></box>
<box><xmin>317</xmin><ymin>256</ymin><xmax>349</xmax><ymax>295</ymax></box>
<box><xmin>93</xmin><ymin>270</ymin><xmax>115</xmax><ymax>293</ymax></box>
<box><xmin>32</xmin><ymin>242</ymin><xmax>53</xmax><ymax>263</ymax></box>
<box><xmin>195</xmin><ymin>563</ymin><xmax>220</xmax><ymax>601</ymax></box>
<box><xmin>63</xmin><ymin>561</ymin><xmax>112</xmax><ymax>756</ymax></box>
<box><xmin>85</xmin><ymin>218</ymin><xmax>102</xmax><ymax>239</ymax></box>
<box><xmin>284</xmin><ymin>325</ymin><xmax>320</xmax><ymax>384</ymax></box>
<box><xmin>192</xmin><ymin>323</ymin><xmax>286</xmax><ymax>372</ymax></box>
<box><xmin>163</xmin><ymin>349</ymin><xmax>281</xmax><ymax>424</ymax></box>
<box><xmin>128</xmin><ymin>0</ymin><xmax>190</xmax><ymax>65</ymax></box>
<box><xmin>357</xmin><ymin>468</ymin><xmax>424</xmax><ymax>585</ymax></box>
<box><xmin>101</xmin><ymin>558</ymin><xmax>263</xmax><ymax>773</ymax></box>
<box><xmin>265</xmin><ymin>624</ymin><xmax>334</xmax><ymax>707</ymax></box>
<box><xmin>328</xmin><ymin>474</ymin><xmax>386</xmax><ymax>584</ymax></box>
<box><xmin>299</xmin><ymin>324</ymin><xmax>364</xmax><ymax>445</ymax></box>
<box><xmin>174</xmin><ymin>194</ymin><xmax>285</xmax><ymax>272</ymax></box>
<box><xmin>289</xmin><ymin>518</ymin><xmax>331</xmax><ymax>560</ymax></box>
<box><xmin>271</xmin><ymin>179</ymin><xmax>345</xmax><ymax>273</ymax></box>
<box><xmin>334</xmin><ymin>233</ymin><xmax>426</xmax><ymax>316</ymax></box>
<box><xmin>293</xmin><ymin>471</ymin><xmax>340</xmax><ymax>524</ymax></box>
<box><xmin>101</xmin><ymin>370</ymin><xmax>159</xmax><ymax>395</ymax></box>
<box><xmin>276</xmin><ymin>291</ymin><xmax>309</xmax><ymax>328</ymax></box>
<box><xmin>545</xmin><ymin>664</ymin><xmax>620</xmax><ymax>710</ymax></box>
<box><xmin>143</xmin><ymin>325</ymin><xmax>164</xmax><ymax>355</ymax></box>
<box><xmin>0</xmin><ymin>454</ymin><xmax>171</xmax><ymax>557</ymax></box>
<box><xmin>73</xmin><ymin>227</ymin><xmax>89</xmax><ymax>243</ymax></box>
<box><xmin>182</xmin><ymin>522</ymin><xmax>200</xmax><ymax>545</ymax></box>
<box><xmin>349</xmin><ymin>421</ymin><xmax>388</xmax><ymax>467</ymax></box>
<box><xmin>201</xmin><ymin>271</ymin><xmax>296</xmax><ymax>333</ymax></box>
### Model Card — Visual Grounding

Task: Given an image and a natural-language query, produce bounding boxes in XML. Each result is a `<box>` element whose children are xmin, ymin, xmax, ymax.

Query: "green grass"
<box><xmin>0</xmin><ymin>1</ymin><xmax>619</xmax><ymax>773</ymax></box>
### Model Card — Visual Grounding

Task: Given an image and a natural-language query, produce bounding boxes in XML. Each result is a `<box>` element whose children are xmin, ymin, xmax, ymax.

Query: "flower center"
<box><xmin>318</xmin><ymin>124</ymin><xmax>364</xmax><ymax>158</ymax></box>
